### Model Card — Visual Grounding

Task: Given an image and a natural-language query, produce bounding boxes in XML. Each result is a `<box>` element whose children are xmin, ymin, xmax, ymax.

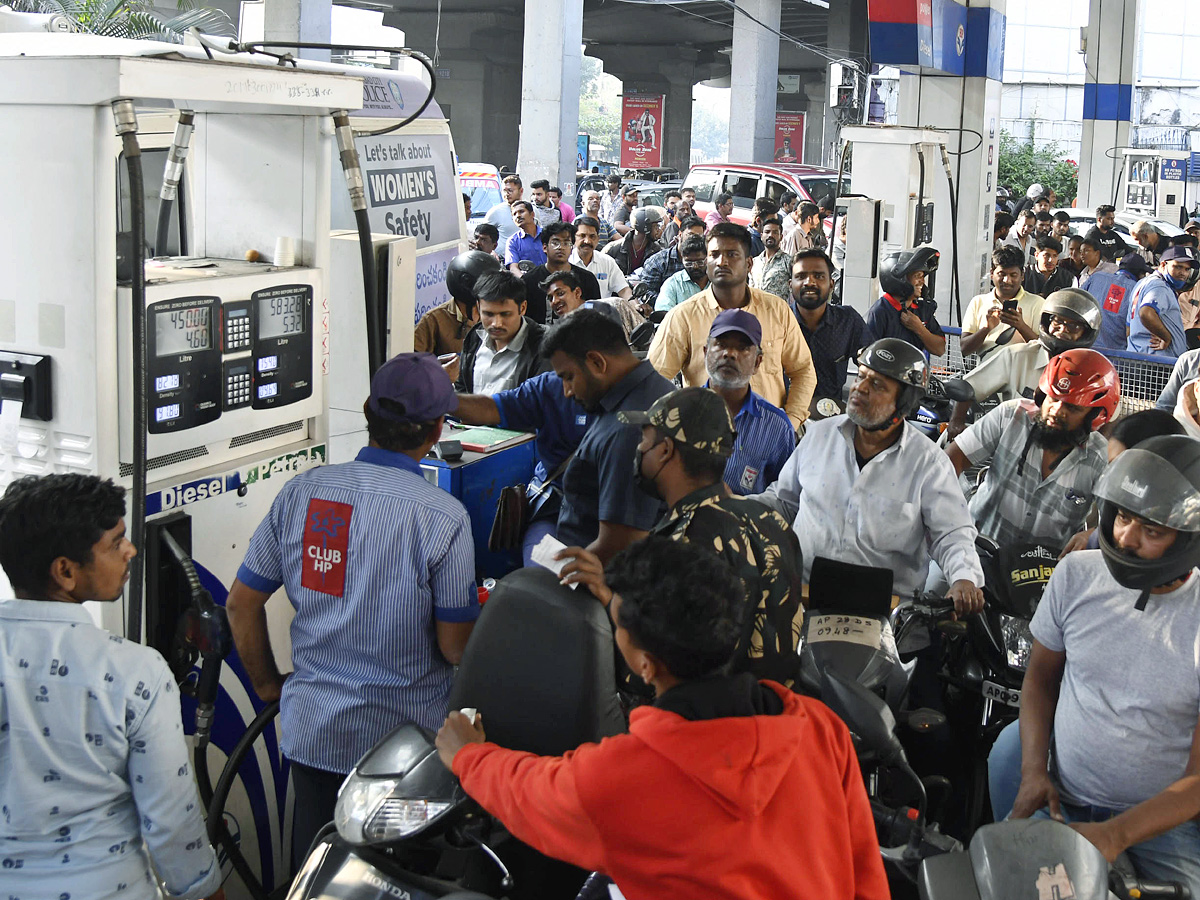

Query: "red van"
<box><xmin>682</xmin><ymin>162</ymin><xmax>845</xmax><ymax>226</ymax></box>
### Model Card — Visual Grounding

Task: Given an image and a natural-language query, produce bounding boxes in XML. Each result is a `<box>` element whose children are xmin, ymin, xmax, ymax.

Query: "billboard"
<box><xmin>620</xmin><ymin>94</ymin><xmax>664</xmax><ymax>169</ymax></box>
<box><xmin>577</xmin><ymin>134</ymin><xmax>590</xmax><ymax>171</ymax></box>
<box><xmin>773</xmin><ymin>112</ymin><xmax>806</xmax><ymax>163</ymax></box>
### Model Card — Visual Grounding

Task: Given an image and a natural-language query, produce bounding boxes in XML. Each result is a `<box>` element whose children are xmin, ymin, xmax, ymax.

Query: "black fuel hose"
<box><xmin>198</xmin><ymin>700</ymin><xmax>279</xmax><ymax>900</ymax></box>
<box><xmin>112</xmin><ymin>100</ymin><xmax>147</xmax><ymax>644</ymax></box>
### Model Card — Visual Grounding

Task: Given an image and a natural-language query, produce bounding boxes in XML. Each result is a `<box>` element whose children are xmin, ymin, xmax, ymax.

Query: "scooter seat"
<box><xmin>447</xmin><ymin>566</ymin><xmax>626</xmax><ymax>757</ymax></box>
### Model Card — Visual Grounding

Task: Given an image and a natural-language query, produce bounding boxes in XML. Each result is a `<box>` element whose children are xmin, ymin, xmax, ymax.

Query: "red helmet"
<box><xmin>1035</xmin><ymin>348</ymin><xmax>1120</xmax><ymax>430</ymax></box>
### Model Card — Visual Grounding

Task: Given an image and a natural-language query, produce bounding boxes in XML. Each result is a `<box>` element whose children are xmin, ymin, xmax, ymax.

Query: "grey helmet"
<box><xmin>1038</xmin><ymin>287</ymin><xmax>1101</xmax><ymax>355</ymax></box>
<box><xmin>1095</xmin><ymin>435</ymin><xmax>1200</xmax><ymax>598</ymax></box>
<box><xmin>632</xmin><ymin>206</ymin><xmax>665</xmax><ymax>235</ymax></box>
<box><xmin>855</xmin><ymin>338</ymin><xmax>929</xmax><ymax>429</ymax></box>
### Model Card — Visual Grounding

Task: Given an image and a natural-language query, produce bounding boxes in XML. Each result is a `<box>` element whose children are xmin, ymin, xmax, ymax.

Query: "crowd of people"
<box><xmin>7</xmin><ymin>180</ymin><xmax>1200</xmax><ymax>900</ymax></box>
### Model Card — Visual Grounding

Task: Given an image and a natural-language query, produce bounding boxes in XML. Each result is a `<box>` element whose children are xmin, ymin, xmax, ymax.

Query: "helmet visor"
<box><xmin>1095</xmin><ymin>448</ymin><xmax>1200</xmax><ymax>532</ymax></box>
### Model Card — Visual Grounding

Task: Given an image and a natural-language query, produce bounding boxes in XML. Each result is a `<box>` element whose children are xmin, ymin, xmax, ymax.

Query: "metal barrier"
<box><xmin>935</xmin><ymin>328</ymin><xmax>1176</xmax><ymax>417</ymax></box>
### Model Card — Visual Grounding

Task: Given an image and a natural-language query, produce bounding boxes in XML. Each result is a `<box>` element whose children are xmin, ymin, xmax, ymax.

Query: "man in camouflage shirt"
<box><xmin>559</xmin><ymin>388</ymin><xmax>804</xmax><ymax>684</ymax></box>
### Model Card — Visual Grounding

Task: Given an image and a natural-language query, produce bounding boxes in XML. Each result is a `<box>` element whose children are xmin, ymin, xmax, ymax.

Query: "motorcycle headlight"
<box><xmin>334</xmin><ymin>774</ymin><xmax>453</xmax><ymax>845</ymax></box>
<box><xmin>1000</xmin><ymin>614</ymin><xmax>1033</xmax><ymax>671</ymax></box>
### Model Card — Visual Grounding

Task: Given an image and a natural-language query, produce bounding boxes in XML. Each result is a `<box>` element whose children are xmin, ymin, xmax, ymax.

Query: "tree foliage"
<box><xmin>997</xmin><ymin>123</ymin><xmax>1079</xmax><ymax>205</ymax></box>
<box><xmin>10</xmin><ymin>0</ymin><xmax>232</xmax><ymax>41</ymax></box>
<box><xmin>579</xmin><ymin>55</ymin><xmax>622</xmax><ymax>161</ymax></box>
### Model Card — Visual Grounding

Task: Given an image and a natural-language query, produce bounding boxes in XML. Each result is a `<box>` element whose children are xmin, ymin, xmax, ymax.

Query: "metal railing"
<box><xmin>936</xmin><ymin>328</ymin><xmax>1176</xmax><ymax>417</ymax></box>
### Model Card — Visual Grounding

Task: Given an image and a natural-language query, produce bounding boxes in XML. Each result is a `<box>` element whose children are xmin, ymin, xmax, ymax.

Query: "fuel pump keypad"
<box><xmin>224</xmin><ymin>362</ymin><xmax>252</xmax><ymax>410</ymax></box>
<box><xmin>223</xmin><ymin>304</ymin><xmax>252</xmax><ymax>352</ymax></box>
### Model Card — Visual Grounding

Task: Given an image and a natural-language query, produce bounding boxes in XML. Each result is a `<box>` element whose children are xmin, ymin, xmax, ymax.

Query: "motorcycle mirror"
<box><xmin>943</xmin><ymin>378</ymin><xmax>976</xmax><ymax>403</ymax></box>
<box><xmin>820</xmin><ymin>669</ymin><xmax>908</xmax><ymax>768</ymax></box>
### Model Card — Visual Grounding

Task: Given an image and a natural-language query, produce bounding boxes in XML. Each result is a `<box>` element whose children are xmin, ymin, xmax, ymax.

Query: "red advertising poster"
<box><xmin>774</xmin><ymin>112</ymin><xmax>805</xmax><ymax>163</ymax></box>
<box><xmin>620</xmin><ymin>94</ymin><xmax>665</xmax><ymax>169</ymax></box>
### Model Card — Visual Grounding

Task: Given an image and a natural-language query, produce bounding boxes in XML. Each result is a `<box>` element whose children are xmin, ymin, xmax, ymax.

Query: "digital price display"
<box><xmin>258</xmin><ymin>382</ymin><xmax>278</xmax><ymax>400</ymax></box>
<box><xmin>155</xmin><ymin>373</ymin><xmax>180</xmax><ymax>392</ymax></box>
<box><xmin>257</xmin><ymin>355</ymin><xmax>278</xmax><ymax>373</ymax></box>
<box><xmin>155</xmin><ymin>404</ymin><xmax>181</xmax><ymax>423</ymax></box>
<box><xmin>155</xmin><ymin>306</ymin><xmax>212</xmax><ymax>357</ymax></box>
<box><xmin>258</xmin><ymin>293</ymin><xmax>306</xmax><ymax>339</ymax></box>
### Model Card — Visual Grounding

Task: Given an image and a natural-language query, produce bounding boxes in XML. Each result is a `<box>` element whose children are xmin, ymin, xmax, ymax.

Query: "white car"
<box><xmin>1058</xmin><ymin>209</ymin><xmax>1184</xmax><ymax>240</ymax></box>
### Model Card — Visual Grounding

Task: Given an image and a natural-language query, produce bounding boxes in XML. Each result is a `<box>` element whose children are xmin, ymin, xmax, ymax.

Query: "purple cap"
<box><xmin>368</xmin><ymin>353</ymin><xmax>456</xmax><ymax>423</ymax></box>
<box><xmin>1161</xmin><ymin>245</ymin><xmax>1198</xmax><ymax>266</ymax></box>
<box><xmin>708</xmin><ymin>308</ymin><xmax>762</xmax><ymax>346</ymax></box>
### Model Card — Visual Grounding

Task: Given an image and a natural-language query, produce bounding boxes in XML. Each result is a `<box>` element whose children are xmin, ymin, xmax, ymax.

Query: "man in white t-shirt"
<box><xmin>571</xmin><ymin>215</ymin><xmax>632</xmax><ymax>300</ymax></box>
<box><xmin>989</xmin><ymin>436</ymin><xmax>1200</xmax><ymax>895</ymax></box>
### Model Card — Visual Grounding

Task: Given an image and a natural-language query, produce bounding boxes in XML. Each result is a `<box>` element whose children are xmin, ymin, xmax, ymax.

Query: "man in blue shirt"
<box><xmin>636</xmin><ymin>216</ymin><xmax>706</xmax><ymax>301</ymax></box>
<box><xmin>789</xmin><ymin>249</ymin><xmax>872</xmax><ymax>412</ymax></box>
<box><xmin>455</xmin><ymin>370</ymin><xmax>593</xmax><ymax>566</ymax></box>
<box><xmin>544</xmin><ymin>308</ymin><xmax>675</xmax><ymax>562</ymax></box>
<box><xmin>0</xmin><ymin>474</ymin><xmax>222</xmax><ymax>900</ymax></box>
<box><xmin>1082</xmin><ymin>252</ymin><xmax>1150</xmax><ymax>351</ymax></box>
<box><xmin>1128</xmin><ymin>246</ymin><xmax>1197</xmax><ymax>358</ymax></box>
<box><xmin>704</xmin><ymin>308</ymin><xmax>795</xmax><ymax>494</ymax></box>
<box><xmin>505</xmin><ymin>201</ymin><xmax>545</xmax><ymax>275</ymax></box>
<box><xmin>865</xmin><ymin>248</ymin><xmax>946</xmax><ymax>357</ymax></box>
<box><xmin>227</xmin><ymin>353</ymin><xmax>479</xmax><ymax>869</ymax></box>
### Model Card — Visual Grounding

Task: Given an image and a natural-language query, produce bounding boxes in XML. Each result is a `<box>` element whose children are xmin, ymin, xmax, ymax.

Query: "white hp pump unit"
<box><xmin>1119</xmin><ymin>148</ymin><xmax>1191</xmax><ymax>227</ymax></box>
<box><xmin>837</xmin><ymin>126</ymin><xmax>964</xmax><ymax>325</ymax></box>
<box><xmin>0</xmin><ymin>33</ymin><xmax>438</xmax><ymax>898</ymax></box>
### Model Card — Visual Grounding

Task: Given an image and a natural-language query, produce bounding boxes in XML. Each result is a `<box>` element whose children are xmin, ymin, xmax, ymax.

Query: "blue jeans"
<box><xmin>987</xmin><ymin>719</ymin><xmax>1200</xmax><ymax>895</ymax></box>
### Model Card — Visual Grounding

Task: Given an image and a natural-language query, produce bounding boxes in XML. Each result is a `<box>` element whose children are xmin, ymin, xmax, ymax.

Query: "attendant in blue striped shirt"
<box><xmin>704</xmin><ymin>309</ymin><xmax>796</xmax><ymax>495</ymax></box>
<box><xmin>227</xmin><ymin>353</ymin><xmax>479</xmax><ymax>870</ymax></box>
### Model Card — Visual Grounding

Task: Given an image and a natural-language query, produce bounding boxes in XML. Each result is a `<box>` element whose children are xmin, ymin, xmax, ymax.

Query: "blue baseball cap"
<box><xmin>708</xmin><ymin>308</ymin><xmax>762</xmax><ymax>346</ymax></box>
<box><xmin>368</xmin><ymin>353</ymin><xmax>456</xmax><ymax>423</ymax></box>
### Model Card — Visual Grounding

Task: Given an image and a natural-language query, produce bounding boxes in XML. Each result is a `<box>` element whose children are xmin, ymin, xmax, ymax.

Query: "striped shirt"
<box><xmin>237</xmin><ymin>446</ymin><xmax>479</xmax><ymax>774</ymax></box>
<box><xmin>720</xmin><ymin>388</ymin><xmax>796</xmax><ymax>495</ymax></box>
<box><xmin>957</xmin><ymin>399</ymin><xmax>1107</xmax><ymax>548</ymax></box>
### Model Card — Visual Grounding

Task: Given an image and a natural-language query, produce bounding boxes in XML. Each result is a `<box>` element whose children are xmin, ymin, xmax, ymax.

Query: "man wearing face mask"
<box><xmin>1128</xmin><ymin>246</ymin><xmax>1198</xmax><ymax>358</ymax></box>
<box><xmin>557</xmin><ymin>387</ymin><xmax>803</xmax><ymax>684</ymax></box>
<box><xmin>747</xmin><ymin>338</ymin><xmax>984</xmax><ymax>614</ymax></box>
<box><xmin>985</xmin><ymin>435</ymin><xmax>1200</xmax><ymax>896</ymax></box>
<box><xmin>946</xmin><ymin>349</ymin><xmax>1119</xmax><ymax>550</ymax></box>
<box><xmin>789</xmin><ymin>249</ymin><xmax>872</xmax><ymax>415</ymax></box>
<box><xmin>703</xmin><ymin>310</ymin><xmax>796</xmax><ymax>495</ymax></box>
<box><xmin>656</xmin><ymin>233</ymin><xmax>709</xmax><ymax>312</ymax></box>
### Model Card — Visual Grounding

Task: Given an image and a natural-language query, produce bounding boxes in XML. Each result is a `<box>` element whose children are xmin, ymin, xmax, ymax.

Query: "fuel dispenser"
<box><xmin>837</xmin><ymin>126</ymin><xmax>965</xmax><ymax>325</ymax></box>
<box><xmin>1119</xmin><ymin>148</ymin><xmax>1191</xmax><ymax>227</ymax></box>
<box><xmin>0</xmin><ymin>34</ymin><xmax>380</xmax><ymax>898</ymax></box>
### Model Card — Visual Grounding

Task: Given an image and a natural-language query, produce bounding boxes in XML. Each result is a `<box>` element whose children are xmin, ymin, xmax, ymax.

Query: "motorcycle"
<box><xmin>285</xmin><ymin>566</ymin><xmax>626</xmax><ymax>900</ymax></box>
<box><xmin>912</xmin><ymin>374</ymin><xmax>975</xmax><ymax>440</ymax></box>
<box><xmin>940</xmin><ymin>538</ymin><xmax>1060</xmax><ymax>832</ymax></box>
<box><xmin>919</xmin><ymin>817</ymin><xmax>1190</xmax><ymax>900</ymax></box>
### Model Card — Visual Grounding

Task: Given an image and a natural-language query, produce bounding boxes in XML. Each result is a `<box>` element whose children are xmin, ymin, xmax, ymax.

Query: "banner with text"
<box><xmin>773</xmin><ymin>112</ymin><xmax>806</xmax><ymax>163</ymax></box>
<box><xmin>331</xmin><ymin>131</ymin><xmax>461</xmax><ymax>249</ymax></box>
<box><xmin>620</xmin><ymin>94</ymin><xmax>665</xmax><ymax>169</ymax></box>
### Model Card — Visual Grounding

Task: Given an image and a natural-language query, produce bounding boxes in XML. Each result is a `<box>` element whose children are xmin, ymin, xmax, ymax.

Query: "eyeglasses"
<box><xmin>1047</xmin><ymin>315</ymin><xmax>1086</xmax><ymax>337</ymax></box>
<box><xmin>547</xmin><ymin>239</ymin><xmax>572</xmax><ymax>249</ymax></box>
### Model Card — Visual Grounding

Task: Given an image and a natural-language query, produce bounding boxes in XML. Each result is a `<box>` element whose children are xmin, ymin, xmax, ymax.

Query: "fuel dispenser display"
<box><xmin>1120</xmin><ymin>149</ymin><xmax>1190</xmax><ymax>227</ymax></box>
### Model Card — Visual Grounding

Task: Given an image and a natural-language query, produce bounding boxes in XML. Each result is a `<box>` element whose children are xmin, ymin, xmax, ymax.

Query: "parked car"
<box><xmin>682</xmin><ymin>162</ymin><xmax>846</xmax><ymax>227</ymax></box>
<box><xmin>1059</xmin><ymin>209</ymin><xmax>1184</xmax><ymax>240</ymax></box>
<box><xmin>459</xmin><ymin>162</ymin><xmax>503</xmax><ymax>227</ymax></box>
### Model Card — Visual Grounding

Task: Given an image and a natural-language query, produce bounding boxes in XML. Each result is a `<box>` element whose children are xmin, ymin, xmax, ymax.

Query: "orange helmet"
<box><xmin>1035</xmin><ymin>348</ymin><xmax>1120</xmax><ymax>431</ymax></box>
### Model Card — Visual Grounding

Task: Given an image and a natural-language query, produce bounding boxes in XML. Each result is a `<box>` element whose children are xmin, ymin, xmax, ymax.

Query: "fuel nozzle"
<box><xmin>332</xmin><ymin>109</ymin><xmax>366</xmax><ymax>212</ymax></box>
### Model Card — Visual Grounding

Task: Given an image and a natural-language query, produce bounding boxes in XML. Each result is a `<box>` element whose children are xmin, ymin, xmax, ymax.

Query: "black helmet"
<box><xmin>879</xmin><ymin>247</ymin><xmax>940</xmax><ymax>299</ymax></box>
<box><xmin>1095</xmin><ymin>436</ymin><xmax>1200</xmax><ymax>596</ymax></box>
<box><xmin>445</xmin><ymin>250</ymin><xmax>502</xmax><ymax>305</ymax></box>
<box><xmin>1038</xmin><ymin>288</ymin><xmax>1100</xmax><ymax>355</ymax></box>
<box><xmin>854</xmin><ymin>338</ymin><xmax>929</xmax><ymax>428</ymax></box>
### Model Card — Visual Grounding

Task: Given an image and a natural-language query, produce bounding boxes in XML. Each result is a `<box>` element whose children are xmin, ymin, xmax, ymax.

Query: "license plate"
<box><xmin>982</xmin><ymin>680</ymin><xmax>1021</xmax><ymax>707</ymax></box>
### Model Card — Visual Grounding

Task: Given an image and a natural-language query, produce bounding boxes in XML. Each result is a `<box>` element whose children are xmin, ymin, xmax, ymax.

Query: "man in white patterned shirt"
<box><xmin>0</xmin><ymin>474</ymin><xmax>223</xmax><ymax>900</ymax></box>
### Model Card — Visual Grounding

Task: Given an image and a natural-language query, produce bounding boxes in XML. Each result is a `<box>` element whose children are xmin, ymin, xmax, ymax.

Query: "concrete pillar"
<box><xmin>662</xmin><ymin>68</ymin><xmax>695</xmax><ymax>175</ymax></box>
<box><xmin>728</xmin><ymin>0</ymin><xmax>780</xmax><ymax>162</ymax></box>
<box><xmin>802</xmin><ymin>78</ymin><xmax>827</xmax><ymax>167</ymax></box>
<box><xmin>1076</xmin><ymin>0</ymin><xmax>1139</xmax><ymax>209</ymax></box>
<box><xmin>264</xmin><ymin>0</ymin><xmax>330</xmax><ymax>62</ymax></box>
<box><xmin>896</xmin><ymin>0</ymin><xmax>1007</xmax><ymax>319</ymax></box>
<box><xmin>516</xmin><ymin>0</ymin><xmax>584</xmax><ymax>199</ymax></box>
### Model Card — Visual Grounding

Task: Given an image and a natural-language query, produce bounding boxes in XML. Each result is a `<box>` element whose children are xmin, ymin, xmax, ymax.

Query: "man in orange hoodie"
<box><xmin>436</xmin><ymin>537</ymin><xmax>889</xmax><ymax>900</ymax></box>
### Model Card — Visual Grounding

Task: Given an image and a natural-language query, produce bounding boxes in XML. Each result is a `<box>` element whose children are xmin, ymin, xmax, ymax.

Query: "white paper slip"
<box><xmin>530</xmin><ymin>534</ymin><xmax>579</xmax><ymax>589</ymax></box>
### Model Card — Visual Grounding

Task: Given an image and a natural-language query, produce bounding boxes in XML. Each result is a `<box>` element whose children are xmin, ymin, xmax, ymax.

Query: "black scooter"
<box><xmin>284</xmin><ymin>566</ymin><xmax>625</xmax><ymax>900</ymax></box>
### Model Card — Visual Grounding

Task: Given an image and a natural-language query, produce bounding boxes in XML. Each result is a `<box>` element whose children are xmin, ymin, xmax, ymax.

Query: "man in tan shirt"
<box><xmin>781</xmin><ymin>201</ymin><xmax>821</xmax><ymax>257</ymax></box>
<box><xmin>648</xmin><ymin>223</ymin><xmax>817</xmax><ymax>429</ymax></box>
